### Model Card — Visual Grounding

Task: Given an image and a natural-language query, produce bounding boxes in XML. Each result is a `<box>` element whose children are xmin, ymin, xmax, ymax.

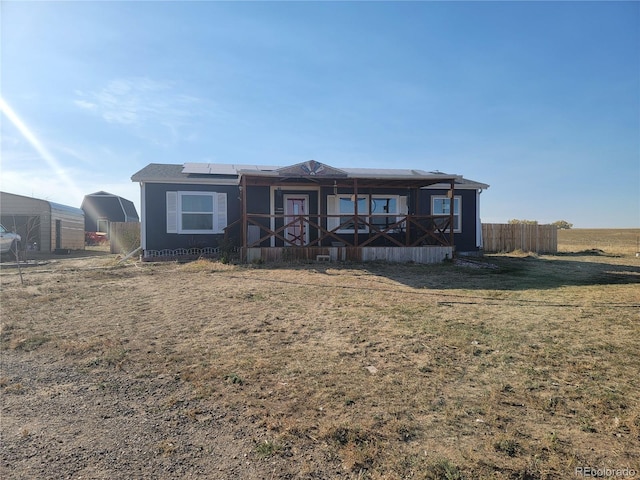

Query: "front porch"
<box><xmin>229</xmin><ymin>211</ymin><xmax>456</xmax><ymax>264</ymax></box>
<box><xmin>226</xmin><ymin>160</ymin><xmax>460</xmax><ymax>264</ymax></box>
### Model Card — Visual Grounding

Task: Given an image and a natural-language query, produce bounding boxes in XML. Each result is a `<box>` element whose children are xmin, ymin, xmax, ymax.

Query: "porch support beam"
<box><xmin>449</xmin><ymin>178</ymin><xmax>455</xmax><ymax>254</ymax></box>
<box><xmin>410</xmin><ymin>186</ymin><xmax>419</xmax><ymax>246</ymax></box>
<box><xmin>353</xmin><ymin>178</ymin><xmax>358</xmax><ymax>248</ymax></box>
<box><xmin>241</xmin><ymin>175</ymin><xmax>247</xmax><ymax>260</ymax></box>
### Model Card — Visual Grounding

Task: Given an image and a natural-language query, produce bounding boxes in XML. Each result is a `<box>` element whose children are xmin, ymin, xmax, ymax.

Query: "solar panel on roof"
<box><xmin>182</xmin><ymin>163</ymin><xmax>282</xmax><ymax>175</ymax></box>
<box><xmin>182</xmin><ymin>163</ymin><xmax>212</xmax><ymax>174</ymax></box>
<box><xmin>208</xmin><ymin>164</ymin><xmax>239</xmax><ymax>175</ymax></box>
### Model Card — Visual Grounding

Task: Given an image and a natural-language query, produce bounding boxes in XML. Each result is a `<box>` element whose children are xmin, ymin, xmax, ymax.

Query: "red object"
<box><xmin>85</xmin><ymin>232</ymin><xmax>108</xmax><ymax>245</ymax></box>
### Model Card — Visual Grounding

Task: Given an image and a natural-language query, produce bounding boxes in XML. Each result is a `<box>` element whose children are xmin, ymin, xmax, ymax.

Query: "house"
<box><xmin>131</xmin><ymin>161</ymin><xmax>489</xmax><ymax>263</ymax></box>
<box><xmin>81</xmin><ymin>191</ymin><xmax>139</xmax><ymax>236</ymax></box>
<box><xmin>0</xmin><ymin>191</ymin><xmax>85</xmax><ymax>252</ymax></box>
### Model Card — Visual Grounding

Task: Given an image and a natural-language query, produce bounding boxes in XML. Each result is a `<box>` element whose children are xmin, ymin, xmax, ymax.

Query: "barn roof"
<box><xmin>81</xmin><ymin>191</ymin><xmax>139</xmax><ymax>221</ymax></box>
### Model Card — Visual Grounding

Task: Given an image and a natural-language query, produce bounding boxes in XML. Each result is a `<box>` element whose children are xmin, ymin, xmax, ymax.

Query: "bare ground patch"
<box><xmin>1</xmin><ymin>253</ymin><xmax>639</xmax><ymax>479</ymax></box>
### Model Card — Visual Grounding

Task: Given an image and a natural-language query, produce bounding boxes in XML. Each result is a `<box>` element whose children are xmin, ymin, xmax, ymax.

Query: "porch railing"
<box><xmin>225</xmin><ymin>214</ymin><xmax>453</xmax><ymax>248</ymax></box>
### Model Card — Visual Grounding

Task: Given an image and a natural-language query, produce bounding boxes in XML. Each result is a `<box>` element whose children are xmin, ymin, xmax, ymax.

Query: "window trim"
<box><xmin>166</xmin><ymin>191</ymin><xmax>227</xmax><ymax>234</ymax></box>
<box><xmin>96</xmin><ymin>218</ymin><xmax>109</xmax><ymax>234</ymax></box>
<box><xmin>431</xmin><ymin>195</ymin><xmax>462</xmax><ymax>233</ymax></box>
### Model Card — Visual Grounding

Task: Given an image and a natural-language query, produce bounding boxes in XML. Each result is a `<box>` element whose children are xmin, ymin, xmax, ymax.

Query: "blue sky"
<box><xmin>1</xmin><ymin>1</ymin><xmax>638</xmax><ymax>228</ymax></box>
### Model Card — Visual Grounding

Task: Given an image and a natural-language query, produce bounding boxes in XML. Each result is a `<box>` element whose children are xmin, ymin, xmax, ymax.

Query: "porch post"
<box><xmin>408</xmin><ymin>187</ymin><xmax>419</xmax><ymax>246</ymax></box>
<box><xmin>241</xmin><ymin>175</ymin><xmax>247</xmax><ymax>260</ymax></box>
<box><xmin>449</xmin><ymin>178</ymin><xmax>455</xmax><ymax>253</ymax></box>
<box><xmin>353</xmin><ymin>178</ymin><xmax>359</xmax><ymax>248</ymax></box>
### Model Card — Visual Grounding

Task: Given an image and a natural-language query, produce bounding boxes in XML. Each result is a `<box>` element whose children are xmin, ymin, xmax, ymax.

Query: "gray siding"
<box><xmin>138</xmin><ymin>183</ymin><xmax>483</xmax><ymax>254</ymax></box>
<box><xmin>420</xmin><ymin>188</ymin><xmax>479</xmax><ymax>252</ymax></box>
<box><xmin>143</xmin><ymin>183</ymin><xmax>240</xmax><ymax>251</ymax></box>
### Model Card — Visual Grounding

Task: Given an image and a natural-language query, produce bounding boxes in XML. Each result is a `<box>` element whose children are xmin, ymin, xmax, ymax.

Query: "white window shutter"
<box><xmin>166</xmin><ymin>192</ymin><xmax>178</xmax><ymax>233</ymax></box>
<box><xmin>216</xmin><ymin>192</ymin><xmax>227</xmax><ymax>233</ymax></box>
<box><xmin>326</xmin><ymin>195</ymin><xmax>338</xmax><ymax>231</ymax></box>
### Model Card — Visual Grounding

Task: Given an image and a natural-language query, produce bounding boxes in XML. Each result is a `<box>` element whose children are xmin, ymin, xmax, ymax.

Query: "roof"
<box><xmin>81</xmin><ymin>191</ymin><xmax>139</xmax><ymax>221</ymax></box>
<box><xmin>0</xmin><ymin>191</ymin><xmax>84</xmax><ymax>215</ymax></box>
<box><xmin>49</xmin><ymin>202</ymin><xmax>84</xmax><ymax>216</ymax></box>
<box><xmin>131</xmin><ymin>161</ymin><xmax>489</xmax><ymax>189</ymax></box>
<box><xmin>131</xmin><ymin>163</ymin><xmax>238</xmax><ymax>185</ymax></box>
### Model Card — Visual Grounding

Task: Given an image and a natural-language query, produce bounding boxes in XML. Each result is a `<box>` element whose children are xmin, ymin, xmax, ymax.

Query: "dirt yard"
<box><xmin>1</xmin><ymin>245</ymin><xmax>639</xmax><ymax>479</ymax></box>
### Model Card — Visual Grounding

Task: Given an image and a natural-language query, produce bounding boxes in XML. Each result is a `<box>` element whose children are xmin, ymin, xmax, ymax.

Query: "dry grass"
<box><xmin>558</xmin><ymin>228</ymin><xmax>640</xmax><ymax>255</ymax></box>
<box><xmin>1</xmin><ymin>238</ymin><xmax>639</xmax><ymax>478</ymax></box>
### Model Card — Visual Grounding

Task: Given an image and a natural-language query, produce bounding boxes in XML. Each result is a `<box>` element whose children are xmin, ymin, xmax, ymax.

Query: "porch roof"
<box><xmin>240</xmin><ymin>173</ymin><xmax>460</xmax><ymax>189</ymax></box>
<box><xmin>237</xmin><ymin>161</ymin><xmax>462</xmax><ymax>189</ymax></box>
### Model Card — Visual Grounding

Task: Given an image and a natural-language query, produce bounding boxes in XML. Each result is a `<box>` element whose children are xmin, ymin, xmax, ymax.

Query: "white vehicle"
<box><xmin>0</xmin><ymin>224</ymin><xmax>21</xmax><ymax>256</ymax></box>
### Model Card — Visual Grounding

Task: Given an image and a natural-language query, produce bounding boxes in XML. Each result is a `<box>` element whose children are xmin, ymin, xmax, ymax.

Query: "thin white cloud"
<box><xmin>74</xmin><ymin>99</ymin><xmax>97</xmax><ymax>110</ymax></box>
<box><xmin>74</xmin><ymin>77</ymin><xmax>206</xmax><ymax>145</ymax></box>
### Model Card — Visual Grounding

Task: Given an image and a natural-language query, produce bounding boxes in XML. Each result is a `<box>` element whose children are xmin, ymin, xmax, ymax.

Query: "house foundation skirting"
<box><xmin>244</xmin><ymin>246</ymin><xmax>453</xmax><ymax>264</ymax></box>
<box><xmin>142</xmin><ymin>246</ymin><xmax>221</xmax><ymax>261</ymax></box>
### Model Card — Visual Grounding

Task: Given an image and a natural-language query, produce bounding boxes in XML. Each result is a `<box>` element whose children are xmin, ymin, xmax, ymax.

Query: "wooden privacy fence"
<box><xmin>482</xmin><ymin>224</ymin><xmax>557</xmax><ymax>253</ymax></box>
<box><xmin>110</xmin><ymin>222</ymin><xmax>141</xmax><ymax>254</ymax></box>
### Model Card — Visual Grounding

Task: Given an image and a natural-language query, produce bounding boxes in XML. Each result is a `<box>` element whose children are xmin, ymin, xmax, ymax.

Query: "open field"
<box><xmin>558</xmin><ymin>228</ymin><xmax>640</xmax><ymax>255</ymax></box>
<box><xmin>1</xmin><ymin>237</ymin><xmax>639</xmax><ymax>478</ymax></box>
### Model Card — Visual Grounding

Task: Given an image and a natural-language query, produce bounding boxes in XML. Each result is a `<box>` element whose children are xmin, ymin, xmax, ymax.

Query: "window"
<box><xmin>166</xmin><ymin>191</ymin><xmax>227</xmax><ymax>234</ymax></box>
<box><xmin>432</xmin><ymin>196</ymin><xmax>461</xmax><ymax>232</ymax></box>
<box><xmin>96</xmin><ymin>219</ymin><xmax>109</xmax><ymax>234</ymax></box>
<box><xmin>370</xmin><ymin>196</ymin><xmax>398</xmax><ymax>229</ymax></box>
<box><xmin>181</xmin><ymin>193</ymin><xmax>214</xmax><ymax>231</ymax></box>
<box><xmin>338</xmin><ymin>196</ymin><xmax>368</xmax><ymax>233</ymax></box>
<box><xmin>327</xmin><ymin>194</ymin><xmax>406</xmax><ymax>233</ymax></box>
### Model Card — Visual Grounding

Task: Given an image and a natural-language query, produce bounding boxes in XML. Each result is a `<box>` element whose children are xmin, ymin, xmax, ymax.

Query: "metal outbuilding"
<box><xmin>0</xmin><ymin>191</ymin><xmax>85</xmax><ymax>252</ymax></box>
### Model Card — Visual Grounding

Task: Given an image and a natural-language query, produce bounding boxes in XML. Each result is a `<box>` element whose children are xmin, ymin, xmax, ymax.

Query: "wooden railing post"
<box><xmin>449</xmin><ymin>179</ymin><xmax>455</xmax><ymax>252</ymax></box>
<box><xmin>353</xmin><ymin>178</ymin><xmax>358</xmax><ymax>247</ymax></box>
<box><xmin>241</xmin><ymin>175</ymin><xmax>247</xmax><ymax>260</ymax></box>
